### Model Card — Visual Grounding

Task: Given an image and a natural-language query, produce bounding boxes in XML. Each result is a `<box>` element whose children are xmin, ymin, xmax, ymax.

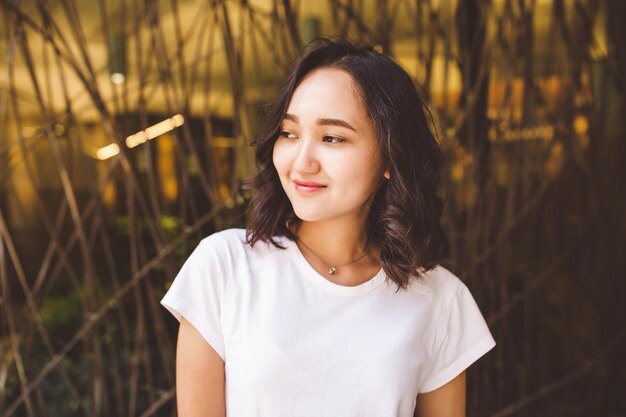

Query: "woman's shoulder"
<box><xmin>198</xmin><ymin>228</ymin><xmax>293</xmax><ymax>269</ymax></box>
<box><xmin>406</xmin><ymin>265</ymin><xmax>469</xmax><ymax>303</ymax></box>
<box><xmin>202</xmin><ymin>228</ymin><xmax>290</xmax><ymax>250</ymax></box>
<box><xmin>202</xmin><ymin>227</ymin><xmax>247</xmax><ymax>243</ymax></box>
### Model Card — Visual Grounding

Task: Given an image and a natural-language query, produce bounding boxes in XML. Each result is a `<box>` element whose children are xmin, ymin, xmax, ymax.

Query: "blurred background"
<box><xmin>0</xmin><ymin>0</ymin><xmax>624</xmax><ymax>416</ymax></box>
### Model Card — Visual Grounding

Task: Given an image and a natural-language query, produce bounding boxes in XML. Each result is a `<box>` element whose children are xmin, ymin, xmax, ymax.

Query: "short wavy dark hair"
<box><xmin>245</xmin><ymin>38</ymin><xmax>448</xmax><ymax>289</ymax></box>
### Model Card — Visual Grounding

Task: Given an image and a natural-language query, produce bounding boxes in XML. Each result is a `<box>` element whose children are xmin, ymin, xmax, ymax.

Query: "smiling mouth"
<box><xmin>293</xmin><ymin>181</ymin><xmax>326</xmax><ymax>192</ymax></box>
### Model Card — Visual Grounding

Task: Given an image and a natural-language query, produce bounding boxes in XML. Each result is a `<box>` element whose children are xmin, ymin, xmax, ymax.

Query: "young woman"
<box><xmin>161</xmin><ymin>38</ymin><xmax>496</xmax><ymax>417</ymax></box>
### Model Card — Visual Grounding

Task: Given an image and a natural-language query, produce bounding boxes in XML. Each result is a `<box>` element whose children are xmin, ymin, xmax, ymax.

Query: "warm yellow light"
<box><xmin>96</xmin><ymin>143</ymin><xmax>120</xmax><ymax>160</ymax></box>
<box><xmin>158</xmin><ymin>134</ymin><xmax>178</xmax><ymax>203</ymax></box>
<box><xmin>125</xmin><ymin>131</ymin><xmax>148</xmax><ymax>148</ymax></box>
<box><xmin>125</xmin><ymin>114</ymin><xmax>185</xmax><ymax>148</ymax></box>
<box><xmin>574</xmin><ymin>115</ymin><xmax>589</xmax><ymax>135</ymax></box>
<box><xmin>110</xmin><ymin>72</ymin><xmax>126</xmax><ymax>85</ymax></box>
<box><xmin>94</xmin><ymin>114</ymin><xmax>184</xmax><ymax>160</ymax></box>
<box><xmin>211</xmin><ymin>136</ymin><xmax>237</xmax><ymax>148</ymax></box>
<box><xmin>172</xmin><ymin>114</ymin><xmax>184</xmax><ymax>126</ymax></box>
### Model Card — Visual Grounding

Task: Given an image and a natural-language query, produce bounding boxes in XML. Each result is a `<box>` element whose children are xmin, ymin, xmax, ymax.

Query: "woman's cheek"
<box><xmin>272</xmin><ymin>144</ymin><xmax>288</xmax><ymax>175</ymax></box>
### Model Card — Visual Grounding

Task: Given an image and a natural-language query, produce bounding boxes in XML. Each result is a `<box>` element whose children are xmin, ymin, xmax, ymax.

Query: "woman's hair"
<box><xmin>245</xmin><ymin>38</ymin><xmax>448</xmax><ymax>289</ymax></box>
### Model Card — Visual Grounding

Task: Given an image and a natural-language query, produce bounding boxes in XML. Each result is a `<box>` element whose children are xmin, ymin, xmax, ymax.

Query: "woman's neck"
<box><xmin>290</xmin><ymin>219</ymin><xmax>382</xmax><ymax>286</ymax></box>
<box><xmin>294</xmin><ymin>220</ymin><xmax>369</xmax><ymax>261</ymax></box>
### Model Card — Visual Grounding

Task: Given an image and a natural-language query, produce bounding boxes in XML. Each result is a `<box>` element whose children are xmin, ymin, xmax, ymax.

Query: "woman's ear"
<box><xmin>383</xmin><ymin>169</ymin><xmax>391</xmax><ymax>180</ymax></box>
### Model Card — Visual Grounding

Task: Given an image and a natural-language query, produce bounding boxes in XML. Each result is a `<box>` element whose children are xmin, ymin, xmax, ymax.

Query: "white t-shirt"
<box><xmin>161</xmin><ymin>228</ymin><xmax>496</xmax><ymax>417</ymax></box>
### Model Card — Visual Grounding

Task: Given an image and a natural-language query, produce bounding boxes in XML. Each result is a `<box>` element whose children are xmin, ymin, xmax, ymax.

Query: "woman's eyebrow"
<box><xmin>283</xmin><ymin>113</ymin><xmax>357</xmax><ymax>132</ymax></box>
<box><xmin>282</xmin><ymin>113</ymin><xmax>299</xmax><ymax>123</ymax></box>
<box><xmin>317</xmin><ymin>118</ymin><xmax>357</xmax><ymax>132</ymax></box>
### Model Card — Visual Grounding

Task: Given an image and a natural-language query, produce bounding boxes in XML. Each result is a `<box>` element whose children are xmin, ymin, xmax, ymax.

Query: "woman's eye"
<box><xmin>279</xmin><ymin>130</ymin><xmax>297</xmax><ymax>139</ymax></box>
<box><xmin>323</xmin><ymin>135</ymin><xmax>344</xmax><ymax>144</ymax></box>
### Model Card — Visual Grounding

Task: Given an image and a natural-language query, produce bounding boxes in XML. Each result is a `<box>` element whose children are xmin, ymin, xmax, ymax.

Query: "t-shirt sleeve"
<box><xmin>160</xmin><ymin>235</ymin><xmax>226</xmax><ymax>360</ymax></box>
<box><xmin>419</xmin><ymin>277</ymin><xmax>496</xmax><ymax>393</ymax></box>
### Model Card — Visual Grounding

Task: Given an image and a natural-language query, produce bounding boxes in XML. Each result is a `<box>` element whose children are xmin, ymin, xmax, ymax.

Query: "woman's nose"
<box><xmin>293</xmin><ymin>139</ymin><xmax>320</xmax><ymax>174</ymax></box>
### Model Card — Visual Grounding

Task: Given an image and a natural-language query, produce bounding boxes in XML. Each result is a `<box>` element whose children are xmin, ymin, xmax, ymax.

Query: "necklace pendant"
<box><xmin>328</xmin><ymin>266</ymin><xmax>337</xmax><ymax>275</ymax></box>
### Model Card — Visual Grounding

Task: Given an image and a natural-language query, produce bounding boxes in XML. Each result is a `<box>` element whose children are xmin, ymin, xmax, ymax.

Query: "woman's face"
<box><xmin>272</xmin><ymin>67</ymin><xmax>386</xmax><ymax>225</ymax></box>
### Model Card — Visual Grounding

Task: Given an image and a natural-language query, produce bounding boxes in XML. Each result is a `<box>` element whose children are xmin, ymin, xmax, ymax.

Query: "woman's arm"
<box><xmin>414</xmin><ymin>371</ymin><xmax>466</xmax><ymax>417</ymax></box>
<box><xmin>175</xmin><ymin>317</ymin><xmax>226</xmax><ymax>417</ymax></box>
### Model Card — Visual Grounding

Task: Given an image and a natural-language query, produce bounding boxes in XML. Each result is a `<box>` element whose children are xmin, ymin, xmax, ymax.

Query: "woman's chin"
<box><xmin>291</xmin><ymin>212</ymin><xmax>324</xmax><ymax>223</ymax></box>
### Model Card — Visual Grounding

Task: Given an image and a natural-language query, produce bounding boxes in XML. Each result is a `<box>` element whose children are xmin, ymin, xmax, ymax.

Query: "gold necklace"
<box><xmin>296</xmin><ymin>236</ymin><xmax>370</xmax><ymax>275</ymax></box>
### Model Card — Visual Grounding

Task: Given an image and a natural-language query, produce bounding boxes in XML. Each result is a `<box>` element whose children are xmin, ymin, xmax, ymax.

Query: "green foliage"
<box><xmin>112</xmin><ymin>215</ymin><xmax>182</xmax><ymax>237</ymax></box>
<box><xmin>39</xmin><ymin>291</ymin><xmax>83</xmax><ymax>346</ymax></box>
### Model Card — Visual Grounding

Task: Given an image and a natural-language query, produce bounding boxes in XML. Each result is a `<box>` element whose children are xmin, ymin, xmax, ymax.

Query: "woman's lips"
<box><xmin>293</xmin><ymin>180</ymin><xmax>326</xmax><ymax>192</ymax></box>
